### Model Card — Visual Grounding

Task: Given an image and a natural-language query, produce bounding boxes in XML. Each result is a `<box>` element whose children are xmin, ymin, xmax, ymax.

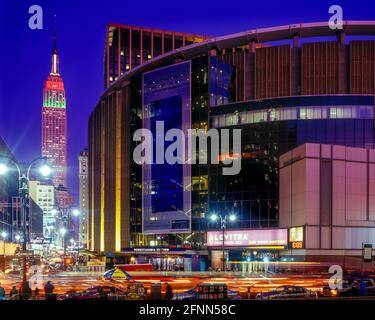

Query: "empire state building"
<box><xmin>42</xmin><ymin>30</ymin><xmax>67</xmax><ymax>188</ymax></box>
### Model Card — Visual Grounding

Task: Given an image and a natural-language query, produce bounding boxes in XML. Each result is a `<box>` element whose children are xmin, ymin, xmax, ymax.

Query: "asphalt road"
<box><xmin>0</xmin><ymin>270</ymin><xmax>330</xmax><ymax>297</ymax></box>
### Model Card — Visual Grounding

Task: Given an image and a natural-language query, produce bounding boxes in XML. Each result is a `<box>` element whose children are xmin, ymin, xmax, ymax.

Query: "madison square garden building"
<box><xmin>89</xmin><ymin>21</ymin><xmax>375</xmax><ymax>271</ymax></box>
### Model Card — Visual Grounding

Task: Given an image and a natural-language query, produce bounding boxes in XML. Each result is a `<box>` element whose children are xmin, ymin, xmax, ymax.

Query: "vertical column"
<box><xmin>243</xmin><ymin>49</ymin><xmax>247</xmax><ymax>100</ymax></box>
<box><xmin>122</xmin><ymin>85</ymin><xmax>131</xmax><ymax>248</ymax></box>
<box><xmin>106</xmin><ymin>27</ymin><xmax>110</xmax><ymax>88</ymax></box>
<box><xmin>338</xmin><ymin>31</ymin><xmax>348</xmax><ymax>94</ymax></box>
<box><xmin>151</xmin><ymin>31</ymin><xmax>154</xmax><ymax>59</ymax></box>
<box><xmin>118</xmin><ymin>28</ymin><xmax>121</xmax><ymax>79</ymax></box>
<box><xmin>140</xmin><ymin>29</ymin><xmax>143</xmax><ymax>65</ymax></box>
<box><xmin>129</xmin><ymin>27</ymin><xmax>132</xmax><ymax>69</ymax></box>
<box><xmin>246</xmin><ymin>40</ymin><xmax>256</xmax><ymax>100</ymax></box>
<box><xmin>291</xmin><ymin>33</ymin><xmax>301</xmax><ymax>96</ymax></box>
<box><xmin>100</xmin><ymin>105</ymin><xmax>105</xmax><ymax>253</ymax></box>
<box><xmin>115</xmin><ymin>91</ymin><xmax>122</xmax><ymax>252</ymax></box>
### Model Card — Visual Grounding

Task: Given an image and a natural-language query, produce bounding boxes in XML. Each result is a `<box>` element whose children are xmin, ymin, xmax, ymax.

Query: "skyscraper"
<box><xmin>42</xmin><ymin>30</ymin><xmax>67</xmax><ymax>188</ymax></box>
<box><xmin>78</xmin><ymin>147</ymin><xmax>88</xmax><ymax>248</ymax></box>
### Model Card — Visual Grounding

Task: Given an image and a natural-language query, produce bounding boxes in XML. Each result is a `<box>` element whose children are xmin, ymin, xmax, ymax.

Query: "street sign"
<box><xmin>18</xmin><ymin>250</ymin><xmax>34</xmax><ymax>256</ymax></box>
<box><xmin>30</xmin><ymin>237</ymin><xmax>52</xmax><ymax>245</ymax></box>
<box><xmin>363</xmin><ymin>244</ymin><xmax>373</xmax><ymax>262</ymax></box>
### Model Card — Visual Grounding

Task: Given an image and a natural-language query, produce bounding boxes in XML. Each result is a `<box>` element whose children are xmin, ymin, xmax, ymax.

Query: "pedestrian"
<box><xmin>165</xmin><ymin>283</ymin><xmax>173</xmax><ymax>300</ymax></box>
<box><xmin>247</xmin><ymin>286</ymin><xmax>254</xmax><ymax>299</ymax></box>
<box><xmin>34</xmin><ymin>287</ymin><xmax>40</xmax><ymax>300</ymax></box>
<box><xmin>0</xmin><ymin>282</ymin><xmax>5</xmax><ymax>300</ymax></box>
<box><xmin>44</xmin><ymin>281</ymin><xmax>55</xmax><ymax>300</ymax></box>
<box><xmin>360</xmin><ymin>280</ymin><xmax>367</xmax><ymax>296</ymax></box>
<box><xmin>9</xmin><ymin>286</ymin><xmax>18</xmax><ymax>299</ymax></box>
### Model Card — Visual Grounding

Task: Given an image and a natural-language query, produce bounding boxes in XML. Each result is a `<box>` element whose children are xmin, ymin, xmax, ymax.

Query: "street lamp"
<box><xmin>0</xmin><ymin>156</ymin><xmax>52</xmax><ymax>293</ymax></box>
<box><xmin>210</xmin><ymin>214</ymin><xmax>218</xmax><ymax>222</ymax></box>
<box><xmin>208</xmin><ymin>212</ymin><xmax>237</xmax><ymax>272</ymax></box>
<box><xmin>53</xmin><ymin>206</ymin><xmax>80</xmax><ymax>254</ymax></box>
<box><xmin>60</xmin><ymin>228</ymin><xmax>67</xmax><ymax>255</ymax></box>
<box><xmin>0</xmin><ymin>163</ymin><xmax>7</xmax><ymax>175</ymax></box>
<box><xmin>39</xmin><ymin>164</ymin><xmax>52</xmax><ymax>177</ymax></box>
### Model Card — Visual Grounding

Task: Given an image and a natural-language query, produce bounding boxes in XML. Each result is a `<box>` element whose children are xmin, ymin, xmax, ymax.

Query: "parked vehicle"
<box><xmin>174</xmin><ymin>284</ymin><xmax>240</xmax><ymax>300</ymax></box>
<box><xmin>58</xmin><ymin>286</ymin><xmax>126</xmax><ymax>300</ymax></box>
<box><xmin>322</xmin><ymin>278</ymin><xmax>375</xmax><ymax>297</ymax></box>
<box><xmin>256</xmin><ymin>286</ymin><xmax>317</xmax><ymax>300</ymax></box>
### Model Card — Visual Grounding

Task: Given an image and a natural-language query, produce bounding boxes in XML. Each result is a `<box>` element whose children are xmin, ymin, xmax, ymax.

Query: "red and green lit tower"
<box><xmin>42</xmin><ymin>30</ymin><xmax>67</xmax><ymax>188</ymax></box>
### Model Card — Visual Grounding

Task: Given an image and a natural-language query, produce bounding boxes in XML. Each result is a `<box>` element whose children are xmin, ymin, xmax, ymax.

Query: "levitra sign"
<box><xmin>133</xmin><ymin>123</ymin><xmax>242</xmax><ymax>176</ymax></box>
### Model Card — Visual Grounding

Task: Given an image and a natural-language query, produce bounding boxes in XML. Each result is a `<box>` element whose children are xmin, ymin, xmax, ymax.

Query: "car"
<box><xmin>173</xmin><ymin>288</ymin><xmax>196</xmax><ymax>300</ymax></box>
<box><xmin>173</xmin><ymin>284</ymin><xmax>240</xmax><ymax>300</ymax></box>
<box><xmin>58</xmin><ymin>286</ymin><xmax>126</xmax><ymax>300</ymax></box>
<box><xmin>58</xmin><ymin>290</ymin><xmax>82</xmax><ymax>300</ymax></box>
<box><xmin>256</xmin><ymin>286</ymin><xmax>317</xmax><ymax>300</ymax></box>
<box><xmin>322</xmin><ymin>278</ymin><xmax>375</xmax><ymax>297</ymax></box>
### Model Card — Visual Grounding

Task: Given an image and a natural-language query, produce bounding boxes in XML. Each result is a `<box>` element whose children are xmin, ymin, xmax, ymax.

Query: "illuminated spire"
<box><xmin>51</xmin><ymin>15</ymin><xmax>59</xmax><ymax>75</ymax></box>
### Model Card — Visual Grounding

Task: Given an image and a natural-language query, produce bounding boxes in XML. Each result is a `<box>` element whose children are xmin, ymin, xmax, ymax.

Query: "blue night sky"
<box><xmin>0</xmin><ymin>0</ymin><xmax>374</xmax><ymax>200</ymax></box>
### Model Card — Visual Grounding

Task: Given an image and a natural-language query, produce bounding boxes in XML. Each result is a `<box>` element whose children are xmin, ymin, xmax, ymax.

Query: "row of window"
<box><xmin>212</xmin><ymin>105</ymin><xmax>374</xmax><ymax>128</ymax></box>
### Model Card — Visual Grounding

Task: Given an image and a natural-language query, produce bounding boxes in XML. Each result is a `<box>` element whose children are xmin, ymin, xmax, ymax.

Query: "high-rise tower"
<box><xmin>42</xmin><ymin>30</ymin><xmax>67</xmax><ymax>188</ymax></box>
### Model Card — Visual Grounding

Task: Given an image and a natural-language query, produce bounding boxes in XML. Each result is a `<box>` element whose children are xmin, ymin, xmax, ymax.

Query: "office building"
<box><xmin>29</xmin><ymin>180</ymin><xmax>57</xmax><ymax>243</ymax></box>
<box><xmin>78</xmin><ymin>147</ymin><xmax>89</xmax><ymax>247</ymax></box>
<box><xmin>89</xmin><ymin>21</ymin><xmax>375</xmax><ymax>269</ymax></box>
<box><xmin>41</xmin><ymin>30</ymin><xmax>67</xmax><ymax>188</ymax></box>
<box><xmin>0</xmin><ymin>136</ymin><xmax>19</xmax><ymax>240</ymax></box>
<box><xmin>104</xmin><ymin>24</ymin><xmax>208</xmax><ymax>88</ymax></box>
<box><xmin>279</xmin><ymin>143</ymin><xmax>375</xmax><ymax>266</ymax></box>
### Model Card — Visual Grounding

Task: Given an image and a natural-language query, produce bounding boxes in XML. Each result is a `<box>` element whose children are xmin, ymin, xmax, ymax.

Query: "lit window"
<box><xmin>330</xmin><ymin>108</ymin><xmax>337</xmax><ymax>118</ymax></box>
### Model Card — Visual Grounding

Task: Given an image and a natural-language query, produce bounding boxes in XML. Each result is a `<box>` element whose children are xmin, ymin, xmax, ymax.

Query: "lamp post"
<box><xmin>209</xmin><ymin>212</ymin><xmax>236</xmax><ymax>272</ymax></box>
<box><xmin>53</xmin><ymin>206</ymin><xmax>79</xmax><ymax>256</ymax></box>
<box><xmin>59</xmin><ymin>227</ymin><xmax>67</xmax><ymax>255</ymax></box>
<box><xmin>0</xmin><ymin>156</ymin><xmax>51</xmax><ymax>292</ymax></box>
<box><xmin>1</xmin><ymin>231</ymin><xmax>7</xmax><ymax>255</ymax></box>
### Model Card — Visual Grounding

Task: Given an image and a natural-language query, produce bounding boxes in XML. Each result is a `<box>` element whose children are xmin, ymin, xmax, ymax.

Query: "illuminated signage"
<box><xmin>289</xmin><ymin>226</ymin><xmax>304</xmax><ymax>249</ymax></box>
<box><xmin>30</xmin><ymin>237</ymin><xmax>52</xmax><ymax>245</ymax></box>
<box><xmin>291</xmin><ymin>241</ymin><xmax>303</xmax><ymax>249</ymax></box>
<box><xmin>206</xmin><ymin>229</ymin><xmax>288</xmax><ymax>247</ymax></box>
<box><xmin>289</xmin><ymin>227</ymin><xmax>304</xmax><ymax>242</ymax></box>
<box><xmin>363</xmin><ymin>244</ymin><xmax>373</xmax><ymax>262</ymax></box>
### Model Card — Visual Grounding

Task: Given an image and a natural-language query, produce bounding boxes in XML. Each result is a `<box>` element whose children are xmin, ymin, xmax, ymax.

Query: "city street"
<box><xmin>0</xmin><ymin>270</ymin><xmax>332</xmax><ymax>297</ymax></box>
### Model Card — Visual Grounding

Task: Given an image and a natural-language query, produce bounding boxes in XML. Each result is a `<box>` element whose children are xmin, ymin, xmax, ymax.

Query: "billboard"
<box><xmin>289</xmin><ymin>226</ymin><xmax>304</xmax><ymax>249</ymax></box>
<box><xmin>142</xmin><ymin>61</ymin><xmax>192</xmax><ymax>234</ymax></box>
<box><xmin>206</xmin><ymin>229</ymin><xmax>288</xmax><ymax>247</ymax></box>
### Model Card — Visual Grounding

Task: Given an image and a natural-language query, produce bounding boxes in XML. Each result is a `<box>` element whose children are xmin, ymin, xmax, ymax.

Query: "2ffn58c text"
<box><xmin>183</xmin><ymin>304</ymin><xmax>236</xmax><ymax>315</ymax></box>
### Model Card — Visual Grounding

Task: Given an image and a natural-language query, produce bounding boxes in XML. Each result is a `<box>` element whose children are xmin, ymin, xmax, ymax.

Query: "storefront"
<box><xmin>106</xmin><ymin>246</ymin><xmax>208</xmax><ymax>271</ymax></box>
<box><xmin>206</xmin><ymin>228</ymin><xmax>288</xmax><ymax>271</ymax></box>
